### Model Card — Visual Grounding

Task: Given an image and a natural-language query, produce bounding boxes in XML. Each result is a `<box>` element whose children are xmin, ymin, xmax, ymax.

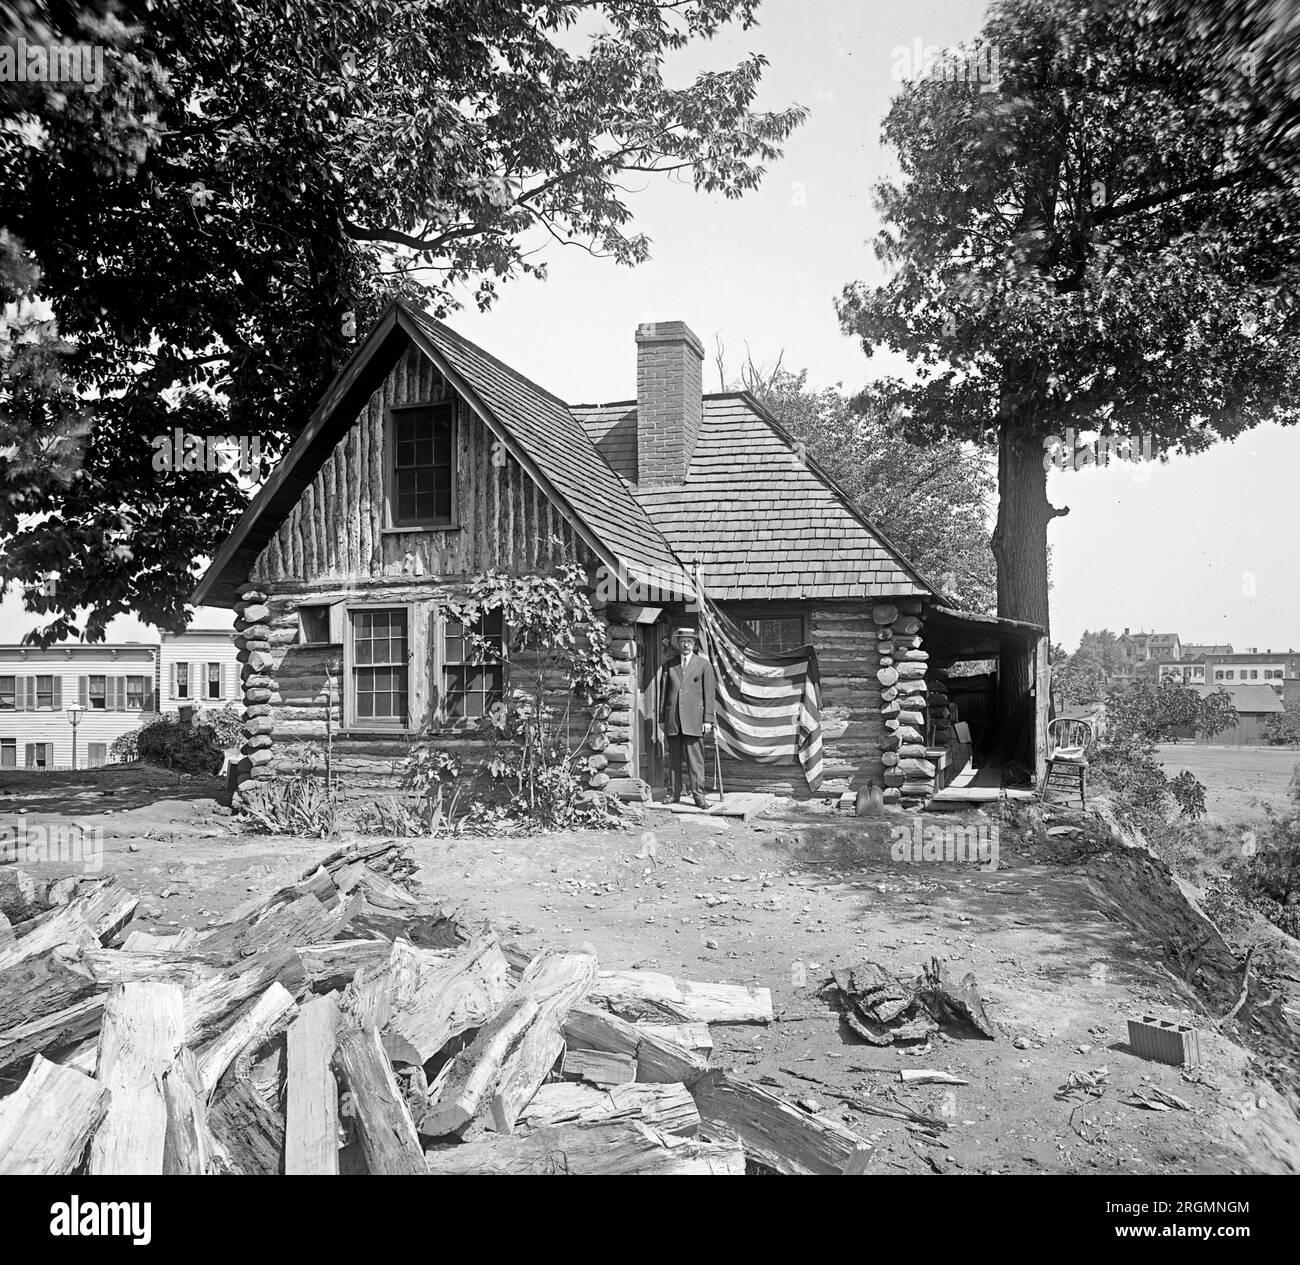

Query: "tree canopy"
<box><xmin>838</xmin><ymin>0</ymin><xmax>1300</xmax><ymax>637</ymax></box>
<box><xmin>1</xmin><ymin>0</ymin><xmax>804</xmax><ymax>641</ymax></box>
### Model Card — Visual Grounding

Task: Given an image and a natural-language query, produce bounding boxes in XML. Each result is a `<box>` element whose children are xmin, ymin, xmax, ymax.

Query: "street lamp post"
<box><xmin>66</xmin><ymin>703</ymin><xmax>84</xmax><ymax>771</ymax></box>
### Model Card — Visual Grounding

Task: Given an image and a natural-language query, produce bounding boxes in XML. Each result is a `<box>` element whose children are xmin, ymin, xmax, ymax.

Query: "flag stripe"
<box><xmin>697</xmin><ymin>588</ymin><xmax>825</xmax><ymax>791</ymax></box>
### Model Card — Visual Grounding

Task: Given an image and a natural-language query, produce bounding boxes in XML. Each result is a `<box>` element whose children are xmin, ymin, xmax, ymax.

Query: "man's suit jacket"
<box><xmin>659</xmin><ymin>653</ymin><xmax>716</xmax><ymax>738</ymax></box>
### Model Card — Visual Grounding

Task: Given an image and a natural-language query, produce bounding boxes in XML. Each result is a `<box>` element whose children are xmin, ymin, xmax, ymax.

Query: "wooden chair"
<box><xmin>1041</xmin><ymin>717</ymin><xmax>1093</xmax><ymax>810</ymax></box>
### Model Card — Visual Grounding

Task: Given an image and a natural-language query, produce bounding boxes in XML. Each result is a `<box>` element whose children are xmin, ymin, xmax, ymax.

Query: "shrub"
<box><xmin>237</xmin><ymin>746</ymin><xmax>339</xmax><ymax>837</ymax></box>
<box><xmin>1262</xmin><ymin>699</ymin><xmax>1300</xmax><ymax>746</ymax></box>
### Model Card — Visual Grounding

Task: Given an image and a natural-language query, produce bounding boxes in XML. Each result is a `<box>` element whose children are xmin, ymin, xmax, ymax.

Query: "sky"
<box><xmin>2</xmin><ymin>0</ymin><xmax>1297</xmax><ymax>653</ymax></box>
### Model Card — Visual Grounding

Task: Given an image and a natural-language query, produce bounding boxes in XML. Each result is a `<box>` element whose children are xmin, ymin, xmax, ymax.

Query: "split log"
<box><xmin>520</xmin><ymin>1082</ymin><xmax>700</xmax><ymax>1137</ymax></box>
<box><xmin>284</xmin><ymin>993</ymin><xmax>341</xmax><ymax>1175</ymax></box>
<box><xmin>184</xmin><ymin>947</ymin><xmax>307</xmax><ymax>1046</ymax></box>
<box><xmin>332</xmin><ymin>1026</ymin><xmax>426</xmax><ymax>1175</ymax></box>
<box><xmin>0</xmin><ymin>909</ymin><xmax>11</xmax><ymax>945</ymax></box>
<box><xmin>562</xmin><ymin>1047</ymin><xmax>637</xmax><ymax>1086</ymax></box>
<box><xmin>561</xmin><ymin>1004</ymin><xmax>708</xmax><ymax>1085</ymax></box>
<box><xmin>636</xmin><ymin>1022</ymin><xmax>714</xmax><ymax>1054</ymax></box>
<box><xmin>605</xmin><ymin>777</ymin><xmax>652</xmax><ymax>803</ymax></box>
<box><xmin>488</xmin><ymin>950</ymin><xmax>599</xmax><ymax>1134</ymax></box>
<box><xmin>387</xmin><ymin>933</ymin><xmax>512</xmax><ymax>1065</ymax></box>
<box><xmin>0</xmin><ymin>1055</ymin><xmax>110</xmax><ymax>1175</ymax></box>
<box><xmin>83</xmin><ymin>948</ymin><xmax>220</xmax><ymax>989</ymax></box>
<box><xmin>163</xmin><ymin>1047</ymin><xmax>229</xmax><ymax>1175</ymax></box>
<box><xmin>199</xmin><ymin>893</ymin><xmax>339</xmax><ymax>962</ymax></box>
<box><xmin>74</xmin><ymin>879</ymin><xmax>139</xmax><ymax>942</ymax></box>
<box><xmin>690</xmin><ymin>1070</ymin><xmax>871</xmax><ymax>1175</ymax></box>
<box><xmin>0</xmin><ymin>868</ymin><xmax>41</xmax><ymax>923</ymax></box>
<box><xmin>121</xmin><ymin>928</ymin><xmax>199</xmax><ymax>952</ymax></box>
<box><xmin>334</xmin><ymin>861</ymin><xmax>419</xmax><ymax>913</ymax></box>
<box><xmin>0</xmin><ymin>906</ymin><xmax>95</xmax><ymax>970</ymax></box>
<box><xmin>425</xmin><ymin>1120</ymin><xmax>745</xmax><ymax>1176</ymax></box>
<box><xmin>0</xmin><ymin>945</ymin><xmax>96</xmax><ymax>1031</ymax></box>
<box><xmin>209</xmin><ymin>1080</ymin><xmax>284</xmax><ymax>1175</ymax></box>
<box><xmin>419</xmin><ymin>995</ymin><xmax>539</xmax><ymax>1138</ymax></box>
<box><xmin>90</xmin><ymin>981</ymin><xmax>186</xmax><ymax>1175</ymax></box>
<box><xmin>0</xmin><ymin>995</ymin><xmax>105</xmax><ymax>1074</ymax></box>
<box><xmin>196</xmin><ymin>982</ymin><xmax>298</xmax><ymax>1098</ymax></box>
<box><xmin>296</xmin><ymin>938</ymin><xmax>390</xmax><ymax>991</ymax></box>
<box><xmin>589</xmin><ymin>970</ymin><xmax>773</xmax><ymax>1024</ymax></box>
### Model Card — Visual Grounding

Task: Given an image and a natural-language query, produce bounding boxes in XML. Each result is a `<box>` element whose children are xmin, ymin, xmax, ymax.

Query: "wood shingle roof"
<box><xmin>573</xmin><ymin>394</ymin><xmax>936</xmax><ymax>602</ymax></box>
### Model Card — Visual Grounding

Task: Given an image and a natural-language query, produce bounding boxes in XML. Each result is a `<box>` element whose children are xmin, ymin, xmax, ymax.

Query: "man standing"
<box><xmin>659</xmin><ymin>625</ymin><xmax>716</xmax><ymax>808</ymax></box>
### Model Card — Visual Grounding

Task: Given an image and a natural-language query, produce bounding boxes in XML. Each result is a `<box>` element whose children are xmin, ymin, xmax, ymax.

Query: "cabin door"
<box><xmin>636</xmin><ymin>623</ymin><xmax>664</xmax><ymax>795</ymax></box>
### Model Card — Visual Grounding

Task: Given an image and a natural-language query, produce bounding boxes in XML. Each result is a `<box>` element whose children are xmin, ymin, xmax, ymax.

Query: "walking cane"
<box><xmin>713</xmin><ymin>729</ymin><xmax>724</xmax><ymax>802</ymax></box>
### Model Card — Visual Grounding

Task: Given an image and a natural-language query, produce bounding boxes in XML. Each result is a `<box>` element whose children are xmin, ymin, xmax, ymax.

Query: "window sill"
<box><xmin>382</xmin><ymin>524</ymin><xmax>462</xmax><ymax>535</ymax></box>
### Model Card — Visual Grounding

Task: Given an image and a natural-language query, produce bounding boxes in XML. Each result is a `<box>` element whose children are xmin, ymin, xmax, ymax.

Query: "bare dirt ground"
<box><xmin>1157</xmin><ymin>743</ymin><xmax>1299</xmax><ymax>823</ymax></box>
<box><xmin>3</xmin><ymin>764</ymin><xmax>1299</xmax><ymax>1175</ymax></box>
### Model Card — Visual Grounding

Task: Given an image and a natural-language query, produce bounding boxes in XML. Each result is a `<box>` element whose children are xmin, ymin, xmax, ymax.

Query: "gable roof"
<box><xmin>193</xmin><ymin>301</ymin><xmax>690</xmax><ymax>607</ymax></box>
<box><xmin>1190</xmin><ymin>682</ymin><xmax>1285</xmax><ymax>713</ymax></box>
<box><xmin>573</xmin><ymin>393</ymin><xmax>940</xmax><ymax>602</ymax></box>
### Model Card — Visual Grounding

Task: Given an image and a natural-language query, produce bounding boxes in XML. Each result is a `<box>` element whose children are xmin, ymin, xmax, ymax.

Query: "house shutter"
<box><xmin>109</xmin><ymin>677</ymin><xmax>123</xmax><ymax>711</ymax></box>
<box><xmin>171</xmin><ymin>663</ymin><xmax>178</xmax><ymax>698</ymax></box>
<box><xmin>145</xmin><ymin>681</ymin><xmax>157</xmax><ymax>712</ymax></box>
<box><xmin>18</xmin><ymin>677</ymin><xmax>34</xmax><ymax>711</ymax></box>
<box><xmin>192</xmin><ymin>663</ymin><xmax>202</xmax><ymax>700</ymax></box>
<box><xmin>24</xmin><ymin>743</ymin><xmax>34</xmax><ymax>768</ymax></box>
<box><xmin>79</xmin><ymin>676</ymin><xmax>89</xmax><ymax>707</ymax></box>
<box><xmin>51</xmin><ymin>677</ymin><xmax>62</xmax><ymax>710</ymax></box>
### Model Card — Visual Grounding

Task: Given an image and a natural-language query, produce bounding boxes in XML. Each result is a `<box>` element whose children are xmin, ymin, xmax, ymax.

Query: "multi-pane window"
<box><xmin>442</xmin><ymin>610</ymin><xmax>505</xmax><ymax>720</ymax></box>
<box><xmin>0</xmin><ymin>738</ymin><xmax>14</xmax><ymax>767</ymax></box>
<box><xmin>35</xmin><ymin>675</ymin><xmax>54</xmax><ymax>709</ymax></box>
<box><xmin>207</xmin><ymin>662</ymin><xmax>222</xmax><ymax>699</ymax></box>
<box><xmin>389</xmin><ymin>405</ymin><xmax>454</xmax><ymax>526</ymax></box>
<box><xmin>125</xmin><ymin>675</ymin><xmax>148</xmax><ymax>710</ymax></box>
<box><xmin>175</xmin><ymin>663</ymin><xmax>190</xmax><ymax>698</ymax></box>
<box><xmin>88</xmin><ymin>675</ymin><xmax>107</xmax><ymax>709</ymax></box>
<box><xmin>351</xmin><ymin>610</ymin><xmax>409</xmax><ymax>724</ymax></box>
<box><xmin>0</xmin><ymin>675</ymin><xmax>13</xmax><ymax>710</ymax></box>
<box><xmin>741</xmin><ymin>616</ymin><xmax>806</xmax><ymax>655</ymax></box>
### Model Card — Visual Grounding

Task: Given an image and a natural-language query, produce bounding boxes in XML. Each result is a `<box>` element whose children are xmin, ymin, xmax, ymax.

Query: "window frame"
<box><xmin>0</xmin><ymin>675</ymin><xmax>13</xmax><ymax>711</ymax></box>
<box><xmin>34</xmin><ymin>674</ymin><xmax>54</xmax><ymax>710</ymax></box>
<box><xmin>384</xmin><ymin>401</ymin><xmax>458</xmax><ymax>531</ymax></box>
<box><xmin>298</xmin><ymin>605</ymin><xmax>332</xmax><ymax>645</ymax></box>
<box><xmin>87</xmin><ymin>742</ymin><xmax>107</xmax><ymax>768</ymax></box>
<box><xmin>438</xmin><ymin>607</ymin><xmax>506</xmax><ymax>726</ymax></box>
<box><xmin>0</xmin><ymin>737</ymin><xmax>15</xmax><ymax>767</ymax></box>
<box><xmin>718</xmin><ymin>603</ymin><xmax>809</xmax><ymax>656</ymax></box>
<box><xmin>206</xmin><ymin>662</ymin><xmax>223</xmax><ymax>700</ymax></box>
<box><xmin>124</xmin><ymin>675</ymin><xmax>149</xmax><ymax>711</ymax></box>
<box><xmin>175</xmin><ymin>662</ymin><xmax>190</xmax><ymax>699</ymax></box>
<box><xmin>343</xmin><ymin>604</ymin><xmax>413</xmax><ymax>732</ymax></box>
<box><xmin>88</xmin><ymin>674</ymin><xmax>107</xmax><ymax>710</ymax></box>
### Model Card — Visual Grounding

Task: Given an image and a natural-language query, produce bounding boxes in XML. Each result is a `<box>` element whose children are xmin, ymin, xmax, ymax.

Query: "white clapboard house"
<box><xmin>0</xmin><ymin>643</ymin><xmax>158</xmax><ymax>769</ymax></box>
<box><xmin>158</xmin><ymin>628</ymin><xmax>240</xmax><ymax>714</ymax></box>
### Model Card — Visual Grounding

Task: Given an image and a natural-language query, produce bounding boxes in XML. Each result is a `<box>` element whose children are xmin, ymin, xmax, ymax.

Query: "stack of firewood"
<box><xmin>0</xmin><ymin>843</ymin><xmax>872</xmax><ymax>1175</ymax></box>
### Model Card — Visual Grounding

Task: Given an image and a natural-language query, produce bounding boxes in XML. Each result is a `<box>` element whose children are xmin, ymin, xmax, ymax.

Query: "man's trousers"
<box><xmin>667</xmin><ymin>733</ymin><xmax>706</xmax><ymax>801</ymax></box>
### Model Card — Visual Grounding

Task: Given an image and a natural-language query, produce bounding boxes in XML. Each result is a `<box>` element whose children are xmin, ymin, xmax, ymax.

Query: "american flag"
<box><xmin>695</xmin><ymin>586</ymin><xmax>825</xmax><ymax>791</ymax></box>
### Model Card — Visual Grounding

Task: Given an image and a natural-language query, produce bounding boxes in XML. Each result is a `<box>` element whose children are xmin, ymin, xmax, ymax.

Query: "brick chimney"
<box><xmin>635</xmin><ymin>321</ymin><xmax>704</xmax><ymax>485</ymax></box>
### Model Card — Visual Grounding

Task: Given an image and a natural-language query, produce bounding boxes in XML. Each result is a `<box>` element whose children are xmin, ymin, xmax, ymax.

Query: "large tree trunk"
<box><xmin>990</xmin><ymin>419</ymin><xmax>1065</xmax><ymax>769</ymax></box>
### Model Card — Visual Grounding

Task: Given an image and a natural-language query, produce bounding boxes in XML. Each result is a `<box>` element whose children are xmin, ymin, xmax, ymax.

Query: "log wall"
<box><xmin>248</xmin><ymin>346</ymin><xmax>585</xmax><ymax>587</ymax></box>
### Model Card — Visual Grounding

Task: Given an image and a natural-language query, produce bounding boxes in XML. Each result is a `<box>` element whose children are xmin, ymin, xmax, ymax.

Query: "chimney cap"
<box><xmin>635</xmin><ymin>321</ymin><xmax>705</xmax><ymax>359</ymax></box>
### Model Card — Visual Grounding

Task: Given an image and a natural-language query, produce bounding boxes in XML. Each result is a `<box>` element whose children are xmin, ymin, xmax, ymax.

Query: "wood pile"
<box><xmin>0</xmin><ymin>843</ymin><xmax>872</xmax><ymax>1175</ymax></box>
<box><xmin>822</xmin><ymin>956</ymin><xmax>998</xmax><ymax>1046</ymax></box>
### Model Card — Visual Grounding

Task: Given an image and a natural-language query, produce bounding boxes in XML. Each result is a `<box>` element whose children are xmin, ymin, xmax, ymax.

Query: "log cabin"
<box><xmin>193</xmin><ymin>301</ymin><xmax>1046</xmax><ymax>808</ymax></box>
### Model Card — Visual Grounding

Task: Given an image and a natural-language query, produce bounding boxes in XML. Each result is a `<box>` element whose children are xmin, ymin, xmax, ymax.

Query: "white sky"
<box><xmin>2</xmin><ymin>0</ymin><xmax>1297</xmax><ymax>653</ymax></box>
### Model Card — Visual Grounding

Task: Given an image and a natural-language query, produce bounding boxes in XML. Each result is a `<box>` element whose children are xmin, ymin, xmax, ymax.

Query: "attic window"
<box><xmin>387</xmin><ymin>403</ymin><xmax>455</xmax><ymax>528</ymax></box>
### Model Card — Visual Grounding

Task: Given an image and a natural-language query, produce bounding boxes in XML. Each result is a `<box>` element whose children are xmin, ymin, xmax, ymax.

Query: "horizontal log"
<box><xmin>424</xmin><ymin>1120</ymin><xmax>744</xmax><ymax>1175</ymax></box>
<box><xmin>519</xmin><ymin>1081</ymin><xmax>700</xmax><ymax>1137</ymax></box>
<box><xmin>589</xmin><ymin>971</ymin><xmax>773</xmax><ymax>1024</ymax></box>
